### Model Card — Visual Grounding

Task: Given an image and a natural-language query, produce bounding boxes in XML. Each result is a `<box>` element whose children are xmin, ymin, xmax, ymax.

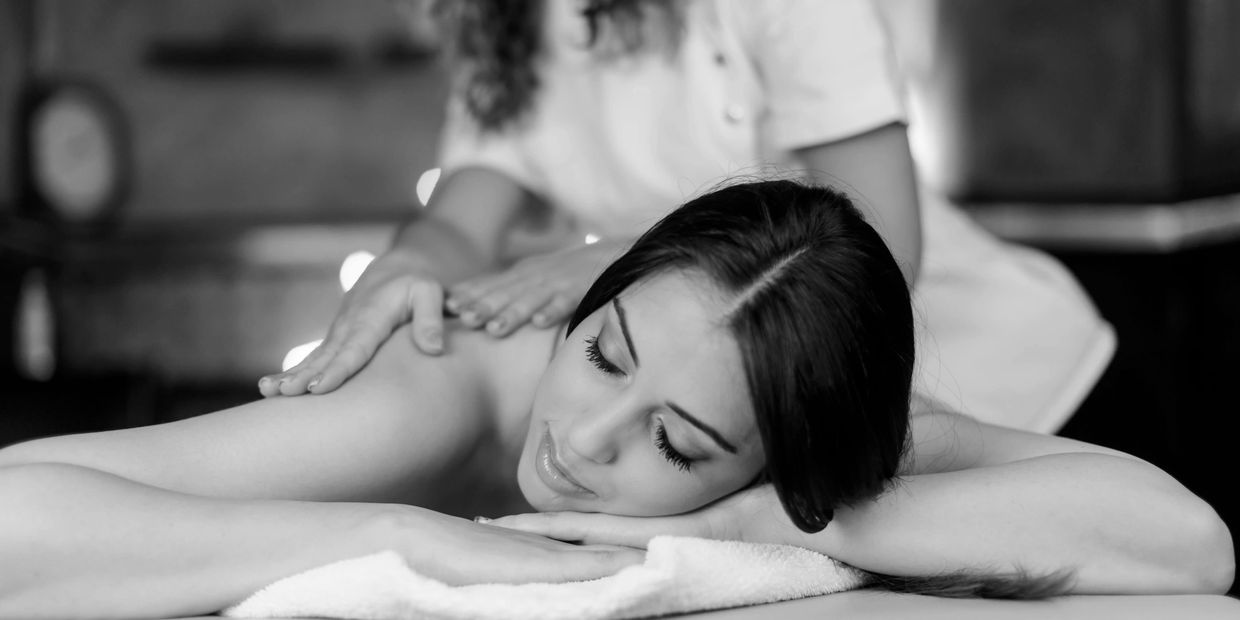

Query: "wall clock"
<box><xmin>23</xmin><ymin>80</ymin><xmax>130</xmax><ymax>230</ymax></box>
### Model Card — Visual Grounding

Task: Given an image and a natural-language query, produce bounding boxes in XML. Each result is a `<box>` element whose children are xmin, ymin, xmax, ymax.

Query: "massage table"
<box><xmin>172</xmin><ymin>591</ymin><xmax>1240</xmax><ymax>620</ymax></box>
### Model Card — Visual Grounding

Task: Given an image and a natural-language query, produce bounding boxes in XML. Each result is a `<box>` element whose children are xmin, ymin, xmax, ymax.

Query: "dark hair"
<box><xmin>565</xmin><ymin>179</ymin><xmax>1074</xmax><ymax>598</ymax></box>
<box><xmin>567</xmin><ymin>179</ymin><xmax>914</xmax><ymax>532</ymax></box>
<box><xmin>432</xmin><ymin>0</ymin><xmax>681</xmax><ymax>131</ymax></box>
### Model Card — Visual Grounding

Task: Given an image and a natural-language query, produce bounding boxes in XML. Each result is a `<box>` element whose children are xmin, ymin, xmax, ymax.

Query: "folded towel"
<box><xmin>223</xmin><ymin>536</ymin><xmax>866</xmax><ymax>620</ymax></box>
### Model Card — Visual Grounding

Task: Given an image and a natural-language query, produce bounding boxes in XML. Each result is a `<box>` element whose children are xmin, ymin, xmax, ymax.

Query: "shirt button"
<box><xmin>724</xmin><ymin>103</ymin><xmax>746</xmax><ymax>124</ymax></box>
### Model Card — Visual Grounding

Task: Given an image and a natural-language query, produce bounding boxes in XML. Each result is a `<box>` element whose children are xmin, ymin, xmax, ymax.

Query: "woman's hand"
<box><xmin>487</xmin><ymin>485</ymin><xmax>781</xmax><ymax>549</ymax></box>
<box><xmin>383</xmin><ymin>506</ymin><xmax>644</xmax><ymax>585</ymax></box>
<box><xmin>258</xmin><ymin>250</ymin><xmax>449</xmax><ymax>397</ymax></box>
<box><xmin>448</xmin><ymin>240</ymin><xmax>627</xmax><ymax>337</ymax></box>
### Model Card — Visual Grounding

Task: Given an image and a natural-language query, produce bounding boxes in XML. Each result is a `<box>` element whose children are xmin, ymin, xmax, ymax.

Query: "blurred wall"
<box><xmin>885</xmin><ymin>0</ymin><xmax>1240</xmax><ymax>203</ymax></box>
<box><xmin>0</xmin><ymin>0</ymin><xmax>29</xmax><ymax>215</ymax></box>
<box><xmin>28</xmin><ymin>0</ymin><xmax>446</xmax><ymax>227</ymax></box>
<box><xmin>11</xmin><ymin>0</ymin><xmax>450</xmax><ymax>384</ymax></box>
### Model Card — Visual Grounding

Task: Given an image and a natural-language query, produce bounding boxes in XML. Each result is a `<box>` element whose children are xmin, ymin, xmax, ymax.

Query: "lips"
<box><xmin>536</xmin><ymin>427</ymin><xmax>595</xmax><ymax>497</ymax></box>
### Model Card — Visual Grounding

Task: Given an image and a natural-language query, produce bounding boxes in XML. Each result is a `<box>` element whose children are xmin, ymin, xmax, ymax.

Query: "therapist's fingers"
<box><xmin>531</xmin><ymin>294</ymin><xmax>575</xmax><ymax>329</ymax></box>
<box><xmin>461</xmin><ymin>290</ymin><xmax>514</xmax><ymax>329</ymax></box>
<box><xmin>259</xmin><ymin>346</ymin><xmax>324</xmax><ymax>397</ymax></box>
<box><xmin>406</xmin><ymin>281</ymin><xmax>446</xmax><ymax>355</ymax></box>
<box><xmin>259</xmin><ymin>340</ymin><xmax>334</xmax><ymax>397</ymax></box>
<box><xmin>485</xmin><ymin>289</ymin><xmax>557</xmax><ymax>337</ymax></box>
<box><xmin>265</xmin><ymin>286</ymin><xmax>412</xmax><ymax>396</ymax></box>
<box><xmin>446</xmin><ymin>277</ymin><xmax>499</xmax><ymax>325</ymax></box>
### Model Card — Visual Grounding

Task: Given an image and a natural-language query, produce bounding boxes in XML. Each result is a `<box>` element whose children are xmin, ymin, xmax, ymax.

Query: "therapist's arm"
<box><xmin>796</xmin><ymin>122</ymin><xmax>922</xmax><ymax>284</ymax></box>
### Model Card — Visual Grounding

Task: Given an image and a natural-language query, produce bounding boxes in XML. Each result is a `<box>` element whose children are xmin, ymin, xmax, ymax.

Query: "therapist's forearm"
<box><xmin>386</xmin><ymin>167</ymin><xmax>533</xmax><ymax>285</ymax></box>
<box><xmin>0</xmin><ymin>463</ymin><xmax>396</xmax><ymax>619</ymax></box>
<box><xmin>750</xmin><ymin>453</ymin><xmax>1233</xmax><ymax>594</ymax></box>
<box><xmin>798</xmin><ymin>123</ymin><xmax>923</xmax><ymax>284</ymax></box>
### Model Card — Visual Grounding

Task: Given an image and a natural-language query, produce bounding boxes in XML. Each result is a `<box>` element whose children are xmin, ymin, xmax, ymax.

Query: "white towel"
<box><xmin>223</xmin><ymin>536</ymin><xmax>866</xmax><ymax>620</ymax></box>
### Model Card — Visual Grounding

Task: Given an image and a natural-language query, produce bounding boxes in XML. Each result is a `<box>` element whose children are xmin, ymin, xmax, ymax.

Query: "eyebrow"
<box><xmin>667</xmin><ymin>402</ymin><xmax>739</xmax><ymax>454</ymax></box>
<box><xmin>612</xmin><ymin>298</ymin><xmax>639</xmax><ymax>366</ymax></box>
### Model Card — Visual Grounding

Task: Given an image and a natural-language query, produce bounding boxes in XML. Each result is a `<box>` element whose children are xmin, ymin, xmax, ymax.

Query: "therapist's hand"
<box><xmin>258</xmin><ymin>250</ymin><xmax>448</xmax><ymax>397</ymax></box>
<box><xmin>447</xmin><ymin>240</ymin><xmax>627</xmax><ymax>337</ymax></box>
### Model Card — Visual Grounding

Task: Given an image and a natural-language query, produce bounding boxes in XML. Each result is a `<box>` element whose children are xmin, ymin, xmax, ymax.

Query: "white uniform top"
<box><xmin>438</xmin><ymin>0</ymin><xmax>1115</xmax><ymax>433</ymax></box>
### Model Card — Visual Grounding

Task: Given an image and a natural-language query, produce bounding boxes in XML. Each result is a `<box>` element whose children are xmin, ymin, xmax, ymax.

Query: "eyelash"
<box><xmin>655</xmin><ymin>422</ymin><xmax>693</xmax><ymax>472</ymax></box>
<box><xmin>584</xmin><ymin>335</ymin><xmax>622</xmax><ymax>375</ymax></box>
<box><xmin>583</xmin><ymin>334</ymin><xmax>694</xmax><ymax>472</ymax></box>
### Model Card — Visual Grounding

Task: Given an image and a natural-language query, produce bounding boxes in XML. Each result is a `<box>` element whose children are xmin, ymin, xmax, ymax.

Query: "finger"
<box><xmin>258</xmin><ymin>341</ymin><xmax>331</xmax><ymax>397</ymax></box>
<box><xmin>257</xmin><ymin>375</ymin><xmax>283</xmax><ymax>398</ymax></box>
<box><xmin>280</xmin><ymin>335</ymin><xmax>363</xmax><ymax>396</ymax></box>
<box><xmin>565</xmin><ymin>546</ymin><xmax>644</xmax><ymax>581</ymax></box>
<box><xmin>489</xmin><ymin>512</ymin><xmax>662</xmax><ymax>549</ymax></box>
<box><xmin>486</xmin><ymin>292</ymin><xmax>554</xmax><ymax>337</ymax></box>
<box><xmin>304</xmin><ymin>290</ymin><xmax>414</xmax><ymax>394</ymax></box>
<box><xmin>445</xmin><ymin>277</ymin><xmax>497</xmax><ymax>317</ymax></box>
<box><xmin>406</xmin><ymin>282</ymin><xmax>446</xmax><ymax>354</ymax></box>
<box><xmin>307</xmin><ymin>340</ymin><xmax>379</xmax><ymax>394</ymax></box>
<box><xmin>460</xmin><ymin>290</ymin><xmax>512</xmax><ymax>328</ymax></box>
<box><xmin>531</xmin><ymin>293</ymin><xmax>576</xmax><ymax>329</ymax></box>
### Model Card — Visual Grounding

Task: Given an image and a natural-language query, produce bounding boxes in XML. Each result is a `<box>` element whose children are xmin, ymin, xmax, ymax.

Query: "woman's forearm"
<box><xmin>0</xmin><ymin>463</ymin><xmax>396</xmax><ymax>619</ymax></box>
<box><xmin>751</xmin><ymin>453</ymin><xmax>1233</xmax><ymax>594</ymax></box>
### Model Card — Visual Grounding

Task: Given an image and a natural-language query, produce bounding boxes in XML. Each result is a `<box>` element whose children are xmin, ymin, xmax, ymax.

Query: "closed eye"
<box><xmin>655</xmin><ymin>421</ymin><xmax>693</xmax><ymax>472</ymax></box>
<box><xmin>584</xmin><ymin>336</ymin><xmax>623</xmax><ymax>376</ymax></box>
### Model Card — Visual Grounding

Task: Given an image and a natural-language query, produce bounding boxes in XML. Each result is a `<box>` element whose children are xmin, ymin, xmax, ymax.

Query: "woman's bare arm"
<box><xmin>757</xmin><ymin>411</ymin><xmax>1235</xmax><ymax>594</ymax></box>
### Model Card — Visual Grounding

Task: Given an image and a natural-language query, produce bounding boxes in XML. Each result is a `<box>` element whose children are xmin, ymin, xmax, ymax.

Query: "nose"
<box><xmin>564</xmin><ymin>401</ymin><xmax>632</xmax><ymax>465</ymax></box>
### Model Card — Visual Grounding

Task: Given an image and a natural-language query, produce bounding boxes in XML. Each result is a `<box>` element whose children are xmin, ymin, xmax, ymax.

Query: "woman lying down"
<box><xmin>0</xmin><ymin>181</ymin><xmax>1232</xmax><ymax>619</ymax></box>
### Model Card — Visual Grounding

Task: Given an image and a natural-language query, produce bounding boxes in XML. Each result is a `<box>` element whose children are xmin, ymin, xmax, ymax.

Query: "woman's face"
<box><xmin>517</xmin><ymin>270</ymin><xmax>766</xmax><ymax>516</ymax></box>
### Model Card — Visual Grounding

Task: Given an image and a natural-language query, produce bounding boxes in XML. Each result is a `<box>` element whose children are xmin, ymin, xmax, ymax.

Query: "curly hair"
<box><xmin>432</xmin><ymin>0</ymin><xmax>682</xmax><ymax>131</ymax></box>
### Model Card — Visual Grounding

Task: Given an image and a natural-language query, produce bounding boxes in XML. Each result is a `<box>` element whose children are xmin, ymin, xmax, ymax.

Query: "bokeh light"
<box><xmin>416</xmin><ymin>167</ymin><xmax>441</xmax><ymax>207</ymax></box>
<box><xmin>339</xmin><ymin>250</ymin><xmax>376</xmax><ymax>292</ymax></box>
<box><xmin>282</xmin><ymin>339</ymin><xmax>323</xmax><ymax>372</ymax></box>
